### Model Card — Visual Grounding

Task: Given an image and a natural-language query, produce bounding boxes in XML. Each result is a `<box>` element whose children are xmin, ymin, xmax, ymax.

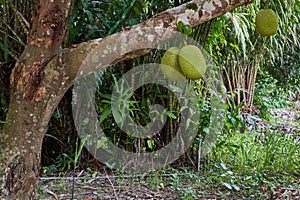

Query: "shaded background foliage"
<box><xmin>0</xmin><ymin>0</ymin><xmax>34</xmax><ymax>122</ymax></box>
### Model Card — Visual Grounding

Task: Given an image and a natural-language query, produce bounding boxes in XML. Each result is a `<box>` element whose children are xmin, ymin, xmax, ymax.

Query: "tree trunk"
<box><xmin>0</xmin><ymin>55</ymin><xmax>72</xmax><ymax>199</ymax></box>
<box><xmin>0</xmin><ymin>93</ymin><xmax>57</xmax><ymax>199</ymax></box>
<box><xmin>0</xmin><ymin>0</ymin><xmax>72</xmax><ymax>198</ymax></box>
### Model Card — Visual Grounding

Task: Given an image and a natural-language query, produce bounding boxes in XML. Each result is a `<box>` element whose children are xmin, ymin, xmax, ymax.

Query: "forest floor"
<box><xmin>36</xmin><ymin>168</ymin><xmax>300</xmax><ymax>200</ymax></box>
<box><xmin>36</xmin><ymin>106</ymin><xmax>300</xmax><ymax>200</ymax></box>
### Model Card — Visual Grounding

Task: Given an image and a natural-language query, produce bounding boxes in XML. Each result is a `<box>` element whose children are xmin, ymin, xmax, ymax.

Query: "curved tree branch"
<box><xmin>53</xmin><ymin>0</ymin><xmax>254</xmax><ymax>89</ymax></box>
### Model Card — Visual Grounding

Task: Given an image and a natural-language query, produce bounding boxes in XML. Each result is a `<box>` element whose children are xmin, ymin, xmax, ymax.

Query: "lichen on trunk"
<box><xmin>0</xmin><ymin>98</ymin><xmax>49</xmax><ymax>199</ymax></box>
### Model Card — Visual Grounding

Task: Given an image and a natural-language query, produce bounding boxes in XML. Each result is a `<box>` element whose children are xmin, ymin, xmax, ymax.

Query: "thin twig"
<box><xmin>42</xmin><ymin>186</ymin><xmax>59</xmax><ymax>200</ymax></box>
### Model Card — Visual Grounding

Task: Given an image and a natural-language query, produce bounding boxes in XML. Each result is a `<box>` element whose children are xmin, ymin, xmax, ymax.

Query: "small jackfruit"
<box><xmin>160</xmin><ymin>47</ymin><xmax>184</xmax><ymax>81</ymax></box>
<box><xmin>178</xmin><ymin>45</ymin><xmax>206</xmax><ymax>80</ymax></box>
<box><xmin>255</xmin><ymin>9</ymin><xmax>278</xmax><ymax>36</ymax></box>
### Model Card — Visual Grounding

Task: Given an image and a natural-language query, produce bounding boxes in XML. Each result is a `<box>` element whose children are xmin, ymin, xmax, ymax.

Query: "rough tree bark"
<box><xmin>0</xmin><ymin>0</ymin><xmax>253</xmax><ymax>199</ymax></box>
<box><xmin>0</xmin><ymin>0</ymin><xmax>73</xmax><ymax>198</ymax></box>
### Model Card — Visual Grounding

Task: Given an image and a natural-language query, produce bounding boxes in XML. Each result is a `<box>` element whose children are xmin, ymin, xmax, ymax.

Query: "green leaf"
<box><xmin>80</xmin><ymin>0</ymin><xmax>88</xmax><ymax>9</ymax></box>
<box><xmin>166</xmin><ymin>110</ymin><xmax>176</xmax><ymax>119</ymax></box>
<box><xmin>84</xmin><ymin>9</ymin><xmax>94</xmax><ymax>22</ymax></box>
<box><xmin>147</xmin><ymin>139</ymin><xmax>155</xmax><ymax>150</ymax></box>
<box><xmin>99</xmin><ymin>108</ymin><xmax>112</xmax><ymax>123</ymax></box>
<box><xmin>177</xmin><ymin>21</ymin><xmax>184</xmax><ymax>32</ymax></box>
<box><xmin>112</xmin><ymin>108</ymin><xmax>122</xmax><ymax>124</ymax></box>
<box><xmin>186</xmin><ymin>3</ymin><xmax>198</xmax><ymax>11</ymax></box>
<box><xmin>183</xmin><ymin>25</ymin><xmax>193</xmax><ymax>36</ymax></box>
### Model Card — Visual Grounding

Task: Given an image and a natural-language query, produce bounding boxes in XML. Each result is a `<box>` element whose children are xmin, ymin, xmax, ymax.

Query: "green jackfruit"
<box><xmin>178</xmin><ymin>45</ymin><xmax>206</xmax><ymax>80</ymax></box>
<box><xmin>255</xmin><ymin>9</ymin><xmax>278</xmax><ymax>36</ymax></box>
<box><xmin>160</xmin><ymin>47</ymin><xmax>184</xmax><ymax>81</ymax></box>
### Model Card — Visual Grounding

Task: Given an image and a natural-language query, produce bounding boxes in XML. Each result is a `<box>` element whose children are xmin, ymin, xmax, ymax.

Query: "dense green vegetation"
<box><xmin>1</xmin><ymin>0</ymin><xmax>299</xmax><ymax>198</ymax></box>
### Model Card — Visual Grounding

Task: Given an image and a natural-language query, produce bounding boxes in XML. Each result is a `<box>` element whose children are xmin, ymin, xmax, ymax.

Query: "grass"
<box><xmin>36</xmin><ymin>129</ymin><xmax>300</xmax><ymax>199</ymax></box>
<box><xmin>212</xmin><ymin>130</ymin><xmax>300</xmax><ymax>176</ymax></box>
<box><xmin>36</xmin><ymin>167</ymin><xmax>299</xmax><ymax>199</ymax></box>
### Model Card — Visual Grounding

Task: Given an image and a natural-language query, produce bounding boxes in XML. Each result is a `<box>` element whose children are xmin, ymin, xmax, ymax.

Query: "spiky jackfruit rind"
<box><xmin>160</xmin><ymin>47</ymin><xmax>184</xmax><ymax>81</ymax></box>
<box><xmin>255</xmin><ymin>9</ymin><xmax>279</xmax><ymax>37</ymax></box>
<box><xmin>178</xmin><ymin>45</ymin><xmax>206</xmax><ymax>80</ymax></box>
